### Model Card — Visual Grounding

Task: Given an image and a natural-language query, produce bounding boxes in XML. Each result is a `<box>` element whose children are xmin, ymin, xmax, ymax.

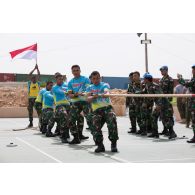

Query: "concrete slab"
<box><xmin>0</xmin><ymin>117</ymin><xmax>194</xmax><ymax>163</ymax></box>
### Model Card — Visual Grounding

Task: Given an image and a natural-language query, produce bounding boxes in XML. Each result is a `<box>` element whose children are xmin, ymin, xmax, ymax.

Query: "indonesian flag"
<box><xmin>10</xmin><ymin>44</ymin><xmax>37</xmax><ymax>60</ymax></box>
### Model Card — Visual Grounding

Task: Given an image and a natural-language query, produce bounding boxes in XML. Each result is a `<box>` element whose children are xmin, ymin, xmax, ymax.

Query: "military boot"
<box><xmin>27</xmin><ymin>121</ymin><xmax>33</xmax><ymax>128</ymax></box>
<box><xmin>159</xmin><ymin>127</ymin><xmax>169</xmax><ymax>136</ymax></box>
<box><xmin>95</xmin><ymin>142</ymin><xmax>105</xmax><ymax>153</ymax></box>
<box><xmin>46</xmin><ymin>130</ymin><xmax>55</xmax><ymax>137</ymax></box>
<box><xmin>79</xmin><ymin>132</ymin><xmax>89</xmax><ymax>140</ymax></box>
<box><xmin>111</xmin><ymin>141</ymin><xmax>118</xmax><ymax>152</ymax></box>
<box><xmin>41</xmin><ymin>125</ymin><xmax>47</xmax><ymax>134</ymax></box>
<box><xmin>69</xmin><ymin>134</ymin><xmax>81</xmax><ymax>144</ymax></box>
<box><xmin>168</xmin><ymin>127</ymin><xmax>177</xmax><ymax>140</ymax></box>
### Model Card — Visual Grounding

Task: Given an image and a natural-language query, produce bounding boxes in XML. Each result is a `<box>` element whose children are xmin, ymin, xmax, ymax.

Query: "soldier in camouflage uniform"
<box><xmin>138</xmin><ymin>73</ymin><xmax>154</xmax><ymax>136</ymax></box>
<box><xmin>87</xmin><ymin>71</ymin><xmax>119</xmax><ymax>153</ymax></box>
<box><xmin>177</xmin><ymin>65</ymin><xmax>195</xmax><ymax>143</ymax></box>
<box><xmin>128</xmin><ymin>71</ymin><xmax>143</xmax><ymax>134</ymax></box>
<box><xmin>68</xmin><ymin>65</ymin><xmax>91</xmax><ymax>144</ymax></box>
<box><xmin>48</xmin><ymin>74</ymin><xmax>71</xmax><ymax>143</ymax></box>
<box><xmin>159</xmin><ymin>66</ymin><xmax>174</xmax><ymax>136</ymax></box>
<box><xmin>144</xmin><ymin>73</ymin><xmax>177</xmax><ymax>139</ymax></box>
<box><xmin>27</xmin><ymin>64</ymin><xmax>41</xmax><ymax>128</ymax></box>
<box><xmin>127</xmin><ymin>72</ymin><xmax>136</xmax><ymax>133</ymax></box>
<box><xmin>40</xmin><ymin>81</ymin><xmax>55</xmax><ymax>137</ymax></box>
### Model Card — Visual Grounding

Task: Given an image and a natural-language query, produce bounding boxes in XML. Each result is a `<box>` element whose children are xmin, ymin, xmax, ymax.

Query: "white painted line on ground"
<box><xmin>16</xmin><ymin>137</ymin><xmax>63</xmax><ymax>163</ymax></box>
<box><xmin>132</xmin><ymin>157</ymin><xmax>195</xmax><ymax>163</ymax></box>
<box><xmin>80</xmin><ymin>145</ymin><xmax>131</xmax><ymax>163</ymax></box>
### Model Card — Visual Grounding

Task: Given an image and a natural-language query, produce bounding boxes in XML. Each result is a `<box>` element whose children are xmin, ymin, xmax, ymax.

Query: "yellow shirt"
<box><xmin>28</xmin><ymin>81</ymin><xmax>40</xmax><ymax>98</ymax></box>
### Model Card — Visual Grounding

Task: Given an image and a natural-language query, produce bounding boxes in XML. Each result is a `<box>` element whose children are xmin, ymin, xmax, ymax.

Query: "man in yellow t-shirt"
<box><xmin>27</xmin><ymin>64</ymin><xmax>41</xmax><ymax>128</ymax></box>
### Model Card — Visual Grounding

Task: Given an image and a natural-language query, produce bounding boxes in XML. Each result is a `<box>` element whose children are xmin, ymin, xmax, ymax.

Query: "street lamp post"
<box><xmin>137</xmin><ymin>33</ymin><xmax>151</xmax><ymax>72</ymax></box>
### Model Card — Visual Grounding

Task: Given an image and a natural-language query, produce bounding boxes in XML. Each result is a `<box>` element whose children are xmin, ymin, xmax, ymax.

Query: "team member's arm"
<box><xmin>28</xmin><ymin>65</ymin><xmax>36</xmax><ymax>80</ymax></box>
<box><xmin>67</xmin><ymin>80</ymin><xmax>75</xmax><ymax>98</ymax></box>
<box><xmin>101</xmin><ymin>83</ymin><xmax>110</xmax><ymax>98</ymax></box>
<box><xmin>35</xmin><ymin>64</ymin><xmax>41</xmax><ymax>81</ymax></box>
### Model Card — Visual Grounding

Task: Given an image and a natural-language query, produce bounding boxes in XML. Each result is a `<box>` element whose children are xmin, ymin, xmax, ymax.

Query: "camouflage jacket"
<box><xmin>126</xmin><ymin>81</ymin><xmax>134</xmax><ymax>106</ymax></box>
<box><xmin>144</xmin><ymin>82</ymin><xmax>163</xmax><ymax>107</ymax></box>
<box><xmin>159</xmin><ymin>75</ymin><xmax>174</xmax><ymax>101</ymax></box>
<box><xmin>132</xmin><ymin>80</ymin><xmax>143</xmax><ymax>105</ymax></box>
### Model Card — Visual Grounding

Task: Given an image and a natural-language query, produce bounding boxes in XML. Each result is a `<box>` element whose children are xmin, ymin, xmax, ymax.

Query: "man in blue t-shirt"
<box><xmin>48</xmin><ymin>74</ymin><xmax>71</xmax><ymax>143</ymax></box>
<box><xmin>67</xmin><ymin>65</ymin><xmax>91</xmax><ymax>144</ymax></box>
<box><xmin>41</xmin><ymin>81</ymin><xmax>55</xmax><ymax>137</ymax></box>
<box><xmin>87</xmin><ymin>71</ymin><xmax>119</xmax><ymax>153</ymax></box>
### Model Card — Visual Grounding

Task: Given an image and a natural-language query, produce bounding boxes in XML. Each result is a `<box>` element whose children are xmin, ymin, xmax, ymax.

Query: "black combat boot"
<box><xmin>61</xmin><ymin>137</ymin><xmax>69</xmax><ymax>143</ymax></box>
<box><xmin>168</xmin><ymin>127</ymin><xmax>177</xmax><ymax>140</ymax></box>
<box><xmin>41</xmin><ymin>125</ymin><xmax>47</xmax><ymax>134</ymax></box>
<box><xmin>46</xmin><ymin>129</ymin><xmax>55</xmax><ymax>137</ymax></box>
<box><xmin>128</xmin><ymin>126</ymin><xmax>137</xmax><ymax>134</ymax></box>
<box><xmin>148</xmin><ymin>130</ymin><xmax>159</xmax><ymax>138</ymax></box>
<box><xmin>60</xmin><ymin>132</ymin><xmax>69</xmax><ymax>143</ymax></box>
<box><xmin>141</xmin><ymin>130</ymin><xmax>147</xmax><ymax>136</ymax></box>
<box><xmin>187</xmin><ymin>137</ymin><xmax>195</xmax><ymax>143</ymax></box>
<box><xmin>187</xmin><ymin>131</ymin><xmax>195</xmax><ymax>143</ymax></box>
<box><xmin>136</xmin><ymin>129</ymin><xmax>143</xmax><ymax>135</ymax></box>
<box><xmin>69</xmin><ymin>134</ymin><xmax>81</xmax><ymax>144</ymax></box>
<box><xmin>79</xmin><ymin>132</ymin><xmax>89</xmax><ymax>140</ymax></box>
<box><xmin>159</xmin><ymin>127</ymin><xmax>169</xmax><ymax>136</ymax></box>
<box><xmin>146</xmin><ymin>124</ymin><xmax>152</xmax><ymax>133</ymax></box>
<box><xmin>95</xmin><ymin>142</ymin><xmax>105</xmax><ymax>153</ymax></box>
<box><xmin>111</xmin><ymin>141</ymin><xmax>118</xmax><ymax>152</ymax></box>
<box><xmin>27</xmin><ymin>121</ymin><xmax>33</xmax><ymax>128</ymax></box>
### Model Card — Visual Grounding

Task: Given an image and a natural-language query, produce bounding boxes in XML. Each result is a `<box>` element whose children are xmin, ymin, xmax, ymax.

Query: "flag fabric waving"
<box><xmin>10</xmin><ymin>44</ymin><xmax>37</xmax><ymax>60</ymax></box>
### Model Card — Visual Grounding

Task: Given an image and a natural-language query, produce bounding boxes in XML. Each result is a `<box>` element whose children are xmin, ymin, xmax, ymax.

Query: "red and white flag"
<box><xmin>10</xmin><ymin>44</ymin><xmax>37</xmax><ymax>60</ymax></box>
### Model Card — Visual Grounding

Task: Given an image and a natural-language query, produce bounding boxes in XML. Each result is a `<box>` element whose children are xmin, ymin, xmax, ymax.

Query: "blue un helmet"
<box><xmin>160</xmin><ymin>65</ymin><xmax>168</xmax><ymax>71</ymax></box>
<box><xmin>143</xmin><ymin>72</ymin><xmax>153</xmax><ymax>79</ymax></box>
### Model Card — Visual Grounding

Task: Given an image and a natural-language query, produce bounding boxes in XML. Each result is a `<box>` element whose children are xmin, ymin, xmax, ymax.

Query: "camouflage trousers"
<box><xmin>48</xmin><ymin>105</ymin><xmax>70</xmax><ymax>137</ymax></box>
<box><xmin>191</xmin><ymin>111</ymin><xmax>195</xmax><ymax>133</ymax></box>
<box><xmin>152</xmin><ymin>104</ymin><xmax>174</xmax><ymax>134</ymax></box>
<box><xmin>42</xmin><ymin>108</ymin><xmax>54</xmax><ymax>128</ymax></box>
<box><xmin>34</xmin><ymin>102</ymin><xmax>43</xmax><ymax>128</ymax></box>
<box><xmin>92</xmin><ymin>106</ymin><xmax>119</xmax><ymax>143</ymax></box>
<box><xmin>28</xmin><ymin>98</ymin><xmax>42</xmax><ymax>122</ymax></box>
<box><xmin>139</xmin><ymin>104</ymin><xmax>153</xmax><ymax>133</ymax></box>
<box><xmin>69</xmin><ymin>101</ymin><xmax>92</xmax><ymax>135</ymax></box>
<box><xmin>129</xmin><ymin>104</ymin><xmax>142</xmax><ymax>130</ymax></box>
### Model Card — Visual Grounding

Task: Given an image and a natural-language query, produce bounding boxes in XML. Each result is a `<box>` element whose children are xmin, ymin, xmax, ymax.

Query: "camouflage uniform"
<box><xmin>145</xmin><ymin>82</ymin><xmax>174</xmax><ymax>136</ymax></box>
<box><xmin>127</xmin><ymin>81</ymin><xmax>137</xmax><ymax>130</ymax></box>
<box><xmin>140</xmin><ymin>83</ymin><xmax>154</xmax><ymax>134</ymax></box>
<box><xmin>70</xmin><ymin>102</ymin><xmax>91</xmax><ymax>136</ymax></box>
<box><xmin>92</xmin><ymin>106</ymin><xmax>119</xmax><ymax>143</ymax></box>
<box><xmin>179</xmin><ymin>77</ymin><xmax>195</xmax><ymax>135</ymax></box>
<box><xmin>27</xmin><ymin>81</ymin><xmax>41</xmax><ymax>123</ymax></box>
<box><xmin>159</xmin><ymin>75</ymin><xmax>174</xmax><ymax>132</ymax></box>
<box><xmin>48</xmin><ymin>105</ymin><xmax>70</xmax><ymax>137</ymax></box>
<box><xmin>42</xmin><ymin>108</ymin><xmax>54</xmax><ymax>129</ymax></box>
<box><xmin>34</xmin><ymin>102</ymin><xmax>43</xmax><ymax>128</ymax></box>
<box><xmin>27</xmin><ymin>98</ymin><xmax>36</xmax><ymax>122</ymax></box>
<box><xmin>131</xmin><ymin>80</ymin><xmax>143</xmax><ymax>131</ymax></box>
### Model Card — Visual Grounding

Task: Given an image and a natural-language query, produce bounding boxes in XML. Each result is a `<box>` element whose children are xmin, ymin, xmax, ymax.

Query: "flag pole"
<box><xmin>36</xmin><ymin>43</ymin><xmax>38</xmax><ymax>65</ymax></box>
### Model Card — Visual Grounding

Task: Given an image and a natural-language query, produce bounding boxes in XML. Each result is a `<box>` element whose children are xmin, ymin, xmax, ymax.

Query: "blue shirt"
<box><xmin>35</xmin><ymin>88</ymin><xmax>47</xmax><ymax>103</ymax></box>
<box><xmin>68</xmin><ymin>75</ymin><xmax>90</xmax><ymax>102</ymax></box>
<box><xmin>42</xmin><ymin>91</ymin><xmax>54</xmax><ymax>109</ymax></box>
<box><xmin>52</xmin><ymin>84</ymin><xmax>70</xmax><ymax>106</ymax></box>
<box><xmin>86</xmin><ymin>82</ymin><xmax>111</xmax><ymax>111</ymax></box>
